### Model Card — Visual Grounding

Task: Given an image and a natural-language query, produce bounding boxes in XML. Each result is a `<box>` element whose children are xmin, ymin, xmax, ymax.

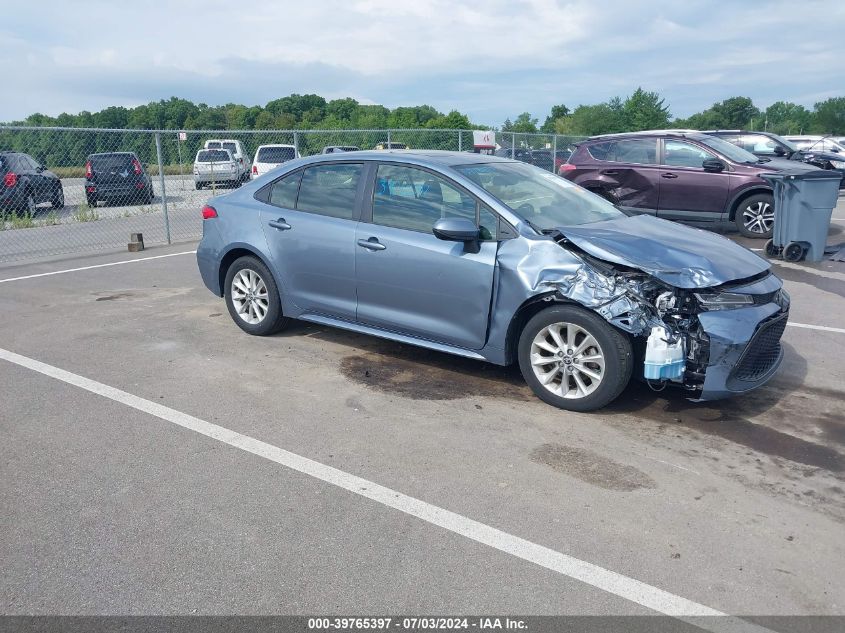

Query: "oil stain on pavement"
<box><xmin>530</xmin><ymin>443</ymin><xmax>656</xmax><ymax>491</ymax></box>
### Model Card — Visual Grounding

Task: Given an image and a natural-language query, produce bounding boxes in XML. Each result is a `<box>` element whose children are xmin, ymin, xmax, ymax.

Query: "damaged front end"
<box><xmin>534</xmin><ymin>229</ymin><xmax>790</xmax><ymax>400</ymax></box>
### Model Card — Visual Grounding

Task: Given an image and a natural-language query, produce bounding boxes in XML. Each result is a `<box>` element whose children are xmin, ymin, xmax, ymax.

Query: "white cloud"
<box><xmin>1</xmin><ymin>0</ymin><xmax>843</xmax><ymax>123</ymax></box>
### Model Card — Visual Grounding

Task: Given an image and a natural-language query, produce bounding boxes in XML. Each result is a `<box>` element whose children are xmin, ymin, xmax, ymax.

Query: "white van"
<box><xmin>252</xmin><ymin>144</ymin><xmax>300</xmax><ymax>178</ymax></box>
<box><xmin>204</xmin><ymin>139</ymin><xmax>252</xmax><ymax>182</ymax></box>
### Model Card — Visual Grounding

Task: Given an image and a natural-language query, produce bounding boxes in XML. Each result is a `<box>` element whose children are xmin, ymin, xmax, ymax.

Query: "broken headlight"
<box><xmin>693</xmin><ymin>292</ymin><xmax>754</xmax><ymax>310</ymax></box>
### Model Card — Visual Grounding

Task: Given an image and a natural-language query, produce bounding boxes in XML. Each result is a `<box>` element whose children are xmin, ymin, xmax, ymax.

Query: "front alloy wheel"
<box><xmin>518</xmin><ymin>305</ymin><xmax>632</xmax><ymax>411</ymax></box>
<box><xmin>737</xmin><ymin>194</ymin><xmax>775</xmax><ymax>238</ymax></box>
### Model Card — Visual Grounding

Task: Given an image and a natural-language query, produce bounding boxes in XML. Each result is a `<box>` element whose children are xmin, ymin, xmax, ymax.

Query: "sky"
<box><xmin>2</xmin><ymin>0</ymin><xmax>844</xmax><ymax>126</ymax></box>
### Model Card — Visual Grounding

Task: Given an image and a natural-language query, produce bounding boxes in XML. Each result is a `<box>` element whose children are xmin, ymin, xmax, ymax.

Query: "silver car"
<box><xmin>194</xmin><ymin>149</ymin><xmax>241</xmax><ymax>190</ymax></box>
<box><xmin>196</xmin><ymin>151</ymin><xmax>789</xmax><ymax>411</ymax></box>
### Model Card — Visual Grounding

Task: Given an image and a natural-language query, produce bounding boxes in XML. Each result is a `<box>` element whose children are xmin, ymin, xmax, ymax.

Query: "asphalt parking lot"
<box><xmin>1</xmin><ymin>207</ymin><xmax>844</xmax><ymax>626</ymax></box>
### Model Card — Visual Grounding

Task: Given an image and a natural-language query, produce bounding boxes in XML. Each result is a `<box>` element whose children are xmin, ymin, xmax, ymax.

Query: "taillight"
<box><xmin>201</xmin><ymin>205</ymin><xmax>218</xmax><ymax>220</ymax></box>
<box><xmin>252</xmin><ymin>165</ymin><xmax>258</xmax><ymax>174</ymax></box>
<box><xmin>132</xmin><ymin>158</ymin><xmax>142</xmax><ymax>175</ymax></box>
<box><xmin>3</xmin><ymin>172</ymin><xmax>17</xmax><ymax>188</ymax></box>
<box><xmin>559</xmin><ymin>163</ymin><xmax>577</xmax><ymax>173</ymax></box>
<box><xmin>85</xmin><ymin>161</ymin><xmax>93</xmax><ymax>179</ymax></box>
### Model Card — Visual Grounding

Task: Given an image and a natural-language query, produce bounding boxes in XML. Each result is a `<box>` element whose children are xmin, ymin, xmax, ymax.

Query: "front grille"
<box><xmin>731</xmin><ymin>313</ymin><xmax>788</xmax><ymax>382</ymax></box>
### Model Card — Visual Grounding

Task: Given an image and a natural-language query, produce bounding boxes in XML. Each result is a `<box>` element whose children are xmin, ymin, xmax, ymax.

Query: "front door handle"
<box><xmin>268</xmin><ymin>218</ymin><xmax>291</xmax><ymax>230</ymax></box>
<box><xmin>661</xmin><ymin>173</ymin><xmax>678</xmax><ymax>179</ymax></box>
<box><xmin>357</xmin><ymin>237</ymin><xmax>386</xmax><ymax>251</ymax></box>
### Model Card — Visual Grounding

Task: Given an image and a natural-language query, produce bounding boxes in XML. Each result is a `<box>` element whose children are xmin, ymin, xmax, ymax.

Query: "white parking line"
<box><xmin>787</xmin><ymin>322</ymin><xmax>845</xmax><ymax>334</ymax></box>
<box><xmin>0</xmin><ymin>346</ymin><xmax>774</xmax><ymax>633</ymax></box>
<box><xmin>0</xmin><ymin>251</ymin><xmax>197</xmax><ymax>284</ymax></box>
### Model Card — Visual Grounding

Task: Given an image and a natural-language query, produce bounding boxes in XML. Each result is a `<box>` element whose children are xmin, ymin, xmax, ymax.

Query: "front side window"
<box><xmin>373</xmin><ymin>164</ymin><xmax>477</xmax><ymax>233</ymax></box>
<box><xmin>296</xmin><ymin>163</ymin><xmax>362</xmax><ymax>220</ymax></box>
<box><xmin>663</xmin><ymin>140</ymin><xmax>716</xmax><ymax>168</ymax></box>
<box><xmin>455</xmin><ymin>161</ymin><xmax>623</xmax><ymax>230</ymax></box>
<box><xmin>268</xmin><ymin>171</ymin><xmax>302</xmax><ymax>209</ymax></box>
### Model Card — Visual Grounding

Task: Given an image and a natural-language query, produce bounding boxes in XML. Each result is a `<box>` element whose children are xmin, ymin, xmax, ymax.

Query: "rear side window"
<box><xmin>586</xmin><ymin>142</ymin><xmax>614</xmax><ymax>161</ymax></box>
<box><xmin>269</xmin><ymin>171</ymin><xmax>302</xmax><ymax>209</ymax></box>
<box><xmin>258</xmin><ymin>147</ymin><xmax>297</xmax><ymax>163</ymax></box>
<box><xmin>296</xmin><ymin>163</ymin><xmax>362</xmax><ymax>220</ymax></box>
<box><xmin>222</xmin><ymin>142</ymin><xmax>239</xmax><ymax>156</ymax></box>
<box><xmin>613</xmin><ymin>139</ymin><xmax>657</xmax><ymax>164</ymax></box>
<box><xmin>197</xmin><ymin>150</ymin><xmax>231</xmax><ymax>162</ymax></box>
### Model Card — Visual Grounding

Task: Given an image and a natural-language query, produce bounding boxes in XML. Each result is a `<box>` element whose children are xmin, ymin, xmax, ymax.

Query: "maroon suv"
<box><xmin>559</xmin><ymin>131</ymin><xmax>820</xmax><ymax>238</ymax></box>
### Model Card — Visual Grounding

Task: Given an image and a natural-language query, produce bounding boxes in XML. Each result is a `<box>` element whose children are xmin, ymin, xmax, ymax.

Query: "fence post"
<box><xmin>293</xmin><ymin>131</ymin><xmax>299</xmax><ymax>156</ymax></box>
<box><xmin>511</xmin><ymin>132</ymin><xmax>516</xmax><ymax>159</ymax></box>
<box><xmin>552</xmin><ymin>135</ymin><xmax>557</xmax><ymax>174</ymax></box>
<box><xmin>387</xmin><ymin>130</ymin><xmax>391</xmax><ymax>147</ymax></box>
<box><xmin>154</xmin><ymin>132</ymin><xmax>171</xmax><ymax>245</ymax></box>
<box><xmin>458</xmin><ymin>130</ymin><xmax>462</xmax><ymax>152</ymax></box>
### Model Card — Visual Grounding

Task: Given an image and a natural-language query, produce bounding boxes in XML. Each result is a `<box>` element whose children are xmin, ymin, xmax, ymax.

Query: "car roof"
<box><xmin>89</xmin><ymin>152</ymin><xmax>135</xmax><ymax>157</ymax></box>
<box><xmin>294</xmin><ymin>149</ymin><xmax>518</xmax><ymax>169</ymax></box>
<box><xmin>256</xmin><ymin>144</ymin><xmax>296</xmax><ymax>148</ymax></box>
<box><xmin>584</xmin><ymin>129</ymin><xmax>706</xmax><ymax>141</ymax></box>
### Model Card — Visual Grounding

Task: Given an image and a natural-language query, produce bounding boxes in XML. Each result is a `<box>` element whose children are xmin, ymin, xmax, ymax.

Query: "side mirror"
<box><xmin>432</xmin><ymin>217</ymin><xmax>480</xmax><ymax>245</ymax></box>
<box><xmin>702</xmin><ymin>158</ymin><xmax>726</xmax><ymax>172</ymax></box>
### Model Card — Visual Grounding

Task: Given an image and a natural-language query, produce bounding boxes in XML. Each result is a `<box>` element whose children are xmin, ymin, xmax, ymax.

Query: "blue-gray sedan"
<box><xmin>196</xmin><ymin>151</ymin><xmax>789</xmax><ymax>411</ymax></box>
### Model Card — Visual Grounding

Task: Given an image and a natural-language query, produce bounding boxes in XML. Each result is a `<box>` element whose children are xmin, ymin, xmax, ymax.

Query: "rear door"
<box><xmin>354</xmin><ymin>162</ymin><xmax>497</xmax><ymax>350</ymax></box>
<box><xmin>657</xmin><ymin>139</ymin><xmax>731</xmax><ymax>222</ymax></box>
<box><xmin>259</xmin><ymin>162</ymin><xmax>364</xmax><ymax>319</ymax></box>
<box><xmin>584</xmin><ymin>138</ymin><xmax>661</xmax><ymax>213</ymax></box>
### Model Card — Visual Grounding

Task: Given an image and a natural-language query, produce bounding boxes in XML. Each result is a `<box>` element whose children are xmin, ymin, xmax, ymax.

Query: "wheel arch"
<box><xmin>217</xmin><ymin>245</ymin><xmax>275</xmax><ymax>298</ymax></box>
<box><xmin>503</xmin><ymin>292</ymin><xmax>574</xmax><ymax>365</ymax></box>
<box><xmin>727</xmin><ymin>186</ymin><xmax>773</xmax><ymax>221</ymax></box>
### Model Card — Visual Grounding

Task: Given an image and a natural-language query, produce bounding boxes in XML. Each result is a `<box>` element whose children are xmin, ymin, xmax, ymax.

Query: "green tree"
<box><xmin>540</xmin><ymin>104</ymin><xmax>570</xmax><ymax>133</ymax></box>
<box><xmin>764</xmin><ymin>101</ymin><xmax>812</xmax><ymax>135</ymax></box>
<box><xmin>622</xmin><ymin>88</ymin><xmax>670</xmax><ymax>131</ymax></box>
<box><xmin>812</xmin><ymin>97</ymin><xmax>845</xmax><ymax>134</ymax></box>
<box><xmin>503</xmin><ymin>112</ymin><xmax>538</xmax><ymax>133</ymax></box>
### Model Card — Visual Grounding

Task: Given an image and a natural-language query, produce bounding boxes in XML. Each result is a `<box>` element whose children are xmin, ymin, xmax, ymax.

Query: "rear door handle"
<box><xmin>661</xmin><ymin>173</ymin><xmax>678</xmax><ymax>179</ymax></box>
<box><xmin>268</xmin><ymin>218</ymin><xmax>291</xmax><ymax>230</ymax></box>
<box><xmin>357</xmin><ymin>237</ymin><xmax>386</xmax><ymax>251</ymax></box>
<box><xmin>601</xmin><ymin>170</ymin><xmax>619</xmax><ymax>176</ymax></box>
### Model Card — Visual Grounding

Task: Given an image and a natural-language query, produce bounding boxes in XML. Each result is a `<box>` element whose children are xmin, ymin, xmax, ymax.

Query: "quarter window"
<box><xmin>372</xmin><ymin>164</ymin><xmax>477</xmax><ymax>233</ymax></box>
<box><xmin>268</xmin><ymin>171</ymin><xmax>302</xmax><ymax>209</ymax></box>
<box><xmin>663</xmin><ymin>140</ymin><xmax>716</xmax><ymax>168</ymax></box>
<box><xmin>296</xmin><ymin>163</ymin><xmax>362</xmax><ymax>220</ymax></box>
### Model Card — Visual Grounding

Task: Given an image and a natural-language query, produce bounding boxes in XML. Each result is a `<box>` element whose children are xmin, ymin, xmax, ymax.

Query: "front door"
<box><xmin>355</xmin><ymin>163</ymin><xmax>497</xmax><ymax>350</ymax></box>
<box><xmin>657</xmin><ymin>139</ymin><xmax>731</xmax><ymax>222</ymax></box>
<box><xmin>259</xmin><ymin>162</ymin><xmax>364</xmax><ymax>319</ymax></box>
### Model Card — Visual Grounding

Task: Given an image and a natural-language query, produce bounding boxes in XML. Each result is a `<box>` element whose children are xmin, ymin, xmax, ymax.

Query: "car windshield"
<box><xmin>697</xmin><ymin>136</ymin><xmax>759</xmax><ymax>163</ymax></box>
<box><xmin>455</xmin><ymin>161</ymin><xmax>624</xmax><ymax>229</ymax></box>
<box><xmin>198</xmin><ymin>150</ymin><xmax>231</xmax><ymax>162</ymax></box>
<box><xmin>768</xmin><ymin>134</ymin><xmax>798</xmax><ymax>152</ymax></box>
<box><xmin>257</xmin><ymin>147</ymin><xmax>296</xmax><ymax>163</ymax></box>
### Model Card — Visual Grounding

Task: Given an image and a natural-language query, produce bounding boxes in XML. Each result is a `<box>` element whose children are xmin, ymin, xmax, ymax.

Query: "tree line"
<box><xmin>1</xmin><ymin>91</ymin><xmax>843</xmax><ymax>169</ymax></box>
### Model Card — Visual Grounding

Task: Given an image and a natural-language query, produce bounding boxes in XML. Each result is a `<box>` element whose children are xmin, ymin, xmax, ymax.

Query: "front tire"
<box><xmin>224</xmin><ymin>256</ymin><xmax>289</xmax><ymax>336</ymax></box>
<box><xmin>51</xmin><ymin>184</ymin><xmax>65</xmax><ymax>210</ymax></box>
<box><xmin>518</xmin><ymin>305</ymin><xmax>633</xmax><ymax>412</ymax></box>
<box><xmin>736</xmin><ymin>193</ymin><xmax>775</xmax><ymax>238</ymax></box>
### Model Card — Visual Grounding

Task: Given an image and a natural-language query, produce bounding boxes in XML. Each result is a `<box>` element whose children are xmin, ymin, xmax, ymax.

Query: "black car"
<box><xmin>0</xmin><ymin>151</ymin><xmax>64</xmax><ymax>216</ymax></box>
<box><xmin>84</xmin><ymin>152</ymin><xmax>154</xmax><ymax>207</ymax></box>
<box><xmin>704</xmin><ymin>130</ymin><xmax>845</xmax><ymax>188</ymax></box>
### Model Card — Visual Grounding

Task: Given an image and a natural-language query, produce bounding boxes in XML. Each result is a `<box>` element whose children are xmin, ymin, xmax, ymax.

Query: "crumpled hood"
<box><xmin>556</xmin><ymin>214</ymin><xmax>770</xmax><ymax>288</ymax></box>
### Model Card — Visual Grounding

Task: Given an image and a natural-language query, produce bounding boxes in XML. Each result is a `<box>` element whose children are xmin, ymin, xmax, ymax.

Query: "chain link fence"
<box><xmin>0</xmin><ymin>126</ymin><xmax>584</xmax><ymax>263</ymax></box>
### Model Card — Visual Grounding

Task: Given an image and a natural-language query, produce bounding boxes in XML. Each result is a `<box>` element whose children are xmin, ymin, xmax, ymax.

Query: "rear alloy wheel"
<box><xmin>736</xmin><ymin>193</ymin><xmax>775</xmax><ymax>238</ymax></box>
<box><xmin>22</xmin><ymin>191</ymin><xmax>36</xmax><ymax>217</ymax></box>
<box><xmin>224</xmin><ymin>256</ymin><xmax>289</xmax><ymax>336</ymax></box>
<box><xmin>518</xmin><ymin>305</ymin><xmax>632</xmax><ymax>411</ymax></box>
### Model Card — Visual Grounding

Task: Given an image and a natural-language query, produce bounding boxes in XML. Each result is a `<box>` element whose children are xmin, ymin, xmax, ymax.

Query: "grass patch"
<box><xmin>10</xmin><ymin>212</ymin><xmax>36</xmax><ymax>229</ymax></box>
<box><xmin>51</xmin><ymin>164</ymin><xmax>187</xmax><ymax>178</ymax></box>
<box><xmin>73</xmin><ymin>206</ymin><xmax>100</xmax><ymax>223</ymax></box>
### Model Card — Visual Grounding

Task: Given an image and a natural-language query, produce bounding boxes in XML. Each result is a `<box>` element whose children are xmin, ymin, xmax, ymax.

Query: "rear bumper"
<box><xmin>194</xmin><ymin>172</ymin><xmax>239</xmax><ymax>184</ymax></box>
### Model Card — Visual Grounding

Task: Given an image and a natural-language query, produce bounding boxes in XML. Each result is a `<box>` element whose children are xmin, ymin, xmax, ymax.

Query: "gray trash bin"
<box><xmin>761</xmin><ymin>169</ymin><xmax>842</xmax><ymax>262</ymax></box>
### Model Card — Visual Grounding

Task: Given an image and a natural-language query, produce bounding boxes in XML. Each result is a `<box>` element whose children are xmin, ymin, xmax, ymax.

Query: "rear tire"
<box><xmin>195</xmin><ymin>182</ymin><xmax>202</xmax><ymax>190</ymax></box>
<box><xmin>735</xmin><ymin>193</ymin><xmax>775</xmax><ymax>239</ymax></box>
<box><xmin>518</xmin><ymin>305</ymin><xmax>633</xmax><ymax>412</ymax></box>
<box><xmin>224</xmin><ymin>256</ymin><xmax>289</xmax><ymax>336</ymax></box>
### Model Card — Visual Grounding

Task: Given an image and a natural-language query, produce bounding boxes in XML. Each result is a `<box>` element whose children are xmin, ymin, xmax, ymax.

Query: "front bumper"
<box><xmin>694</xmin><ymin>298</ymin><xmax>789</xmax><ymax>401</ymax></box>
